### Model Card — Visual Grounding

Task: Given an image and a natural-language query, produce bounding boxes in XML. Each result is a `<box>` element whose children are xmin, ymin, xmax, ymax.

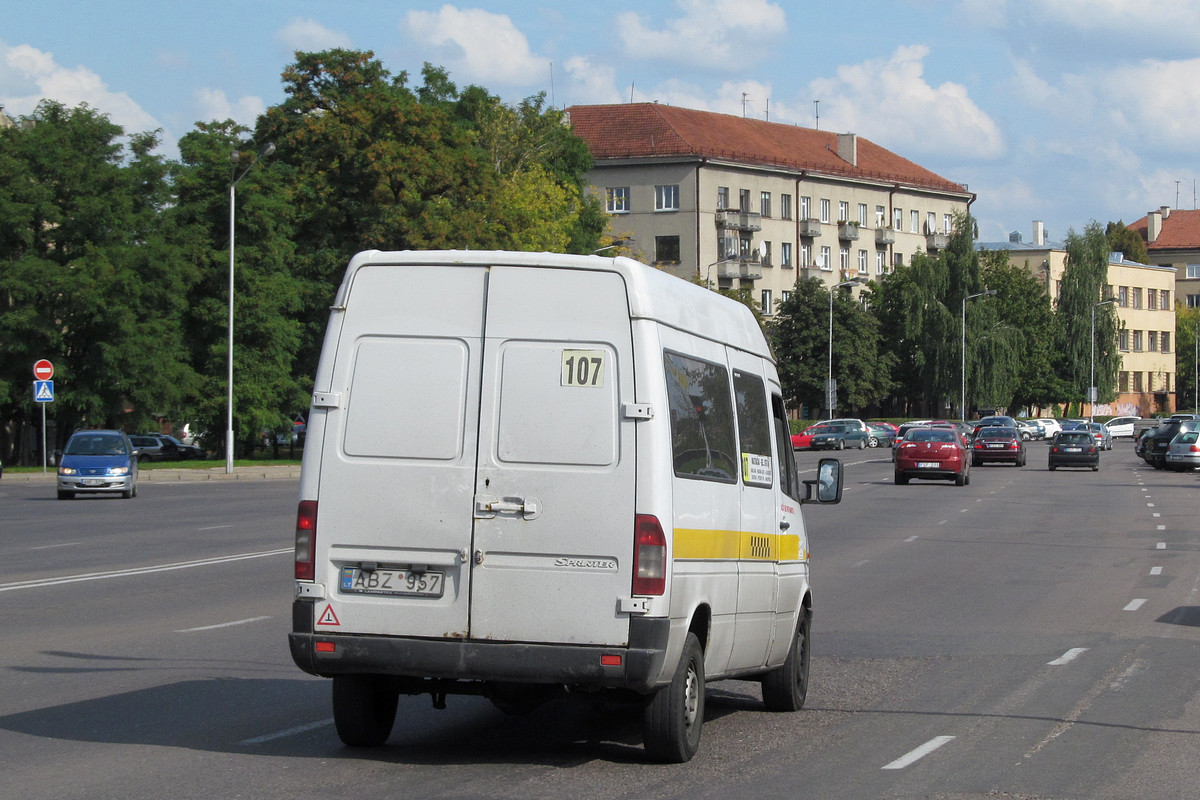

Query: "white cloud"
<box><xmin>1100</xmin><ymin>58</ymin><xmax>1200</xmax><ymax>151</ymax></box>
<box><xmin>403</xmin><ymin>6</ymin><xmax>548</xmax><ymax>86</ymax></box>
<box><xmin>562</xmin><ymin>56</ymin><xmax>623</xmax><ymax>105</ymax></box>
<box><xmin>806</xmin><ymin>45</ymin><xmax>1005</xmax><ymax>159</ymax></box>
<box><xmin>618</xmin><ymin>0</ymin><xmax>786</xmax><ymax>68</ymax></box>
<box><xmin>193</xmin><ymin>87</ymin><xmax>266</xmax><ymax>127</ymax></box>
<box><xmin>0</xmin><ymin>42</ymin><xmax>160</xmax><ymax>133</ymax></box>
<box><xmin>277</xmin><ymin>18</ymin><xmax>353</xmax><ymax>53</ymax></box>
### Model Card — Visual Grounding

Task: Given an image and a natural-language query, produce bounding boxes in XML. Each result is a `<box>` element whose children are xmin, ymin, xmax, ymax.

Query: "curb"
<box><xmin>2</xmin><ymin>466</ymin><xmax>300</xmax><ymax>483</ymax></box>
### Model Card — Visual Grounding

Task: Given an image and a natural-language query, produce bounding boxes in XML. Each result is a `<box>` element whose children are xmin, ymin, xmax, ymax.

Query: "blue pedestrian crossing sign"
<box><xmin>34</xmin><ymin>380</ymin><xmax>54</xmax><ymax>402</ymax></box>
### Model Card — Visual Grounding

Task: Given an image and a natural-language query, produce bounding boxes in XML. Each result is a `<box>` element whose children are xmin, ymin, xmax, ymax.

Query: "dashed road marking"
<box><xmin>882</xmin><ymin>736</ymin><xmax>956</xmax><ymax>770</ymax></box>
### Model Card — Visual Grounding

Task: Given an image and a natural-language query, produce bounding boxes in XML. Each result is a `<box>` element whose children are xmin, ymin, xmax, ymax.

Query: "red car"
<box><xmin>791</xmin><ymin>423</ymin><xmax>833</xmax><ymax>450</ymax></box>
<box><xmin>894</xmin><ymin>427</ymin><xmax>971</xmax><ymax>486</ymax></box>
<box><xmin>971</xmin><ymin>426</ymin><xmax>1027</xmax><ymax>467</ymax></box>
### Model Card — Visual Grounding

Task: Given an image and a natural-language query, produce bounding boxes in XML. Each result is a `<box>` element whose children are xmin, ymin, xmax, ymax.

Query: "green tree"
<box><xmin>1053</xmin><ymin>223</ymin><xmax>1117</xmax><ymax>410</ymax></box>
<box><xmin>1177</xmin><ymin>304</ymin><xmax>1200</xmax><ymax>413</ymax></box>
<box><xmin>1106</xmin><ymin>220</ymin><xmax>1148</xmax><ymax>264</ymax></box>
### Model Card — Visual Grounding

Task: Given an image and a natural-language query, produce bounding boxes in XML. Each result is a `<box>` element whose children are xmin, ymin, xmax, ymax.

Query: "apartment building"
<box><xmin>1127</xmin><ymin>206</ymin><xmax>1200</xmax><ymax>309</ymax></box>
<box><xmin>983</xmin><ymin>222</ymin><xmax>1177</xmax><ymax>416</ymax></box>
<box><xmin>566</xmin><ymin>103</ymin><xmax>973</xmax><ymax>315</ymax></box>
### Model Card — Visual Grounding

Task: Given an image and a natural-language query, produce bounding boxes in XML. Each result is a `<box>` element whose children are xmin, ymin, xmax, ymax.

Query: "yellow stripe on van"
<box><xmin>674</xmin><ymin>529</ymin><xmax>803</xmax><ymax>561</ymax></box>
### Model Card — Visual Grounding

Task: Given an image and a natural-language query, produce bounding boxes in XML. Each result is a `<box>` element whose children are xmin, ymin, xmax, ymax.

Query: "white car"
<box><xmin>1033</xmin><ymin>418</ymin><xmax>1062</xmax><ymax>438</ymax></box>
<box><xmin>1105</xmin><ymin>415</ymin><xmax>1142</xmax><ymax>438</ymax></box>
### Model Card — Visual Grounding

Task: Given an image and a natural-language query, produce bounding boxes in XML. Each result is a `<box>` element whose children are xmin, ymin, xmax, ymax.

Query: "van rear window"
<box><xmin>664</xmin><ymin>351</ymin><xmax>737</xmax><ymax>483</ymax></box>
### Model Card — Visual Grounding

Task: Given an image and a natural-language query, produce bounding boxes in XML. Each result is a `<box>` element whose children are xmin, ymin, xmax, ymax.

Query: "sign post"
<box><xmin>33</xmin><ymin>360</ymin><xmax>54</xmax><ymax>473</ymax></box>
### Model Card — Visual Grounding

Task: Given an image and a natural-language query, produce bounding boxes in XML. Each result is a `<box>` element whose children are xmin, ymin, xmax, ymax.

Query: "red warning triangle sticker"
<box><xmin>317</xmin><ymin>604</ymin><xmax>340</xmax><ymax>626</ymax></box>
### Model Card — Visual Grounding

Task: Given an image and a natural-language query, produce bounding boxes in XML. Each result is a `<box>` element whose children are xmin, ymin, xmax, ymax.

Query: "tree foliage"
<box><xmin>1106</xmin><ymin>220</ymin><xmax>1148</xmax><ymax>264</ymax></box>
<box><xmin>1053</xmin><ymin>222</ymin><xmax>1118</xmax><ymax>409</ymax></box>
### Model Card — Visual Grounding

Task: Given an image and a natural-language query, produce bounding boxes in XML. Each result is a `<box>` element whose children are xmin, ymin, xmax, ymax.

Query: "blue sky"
<box><xmin>5</xmin><ymin>0</ymin><xmax>1200</xmax><ymax>243</ymax></box>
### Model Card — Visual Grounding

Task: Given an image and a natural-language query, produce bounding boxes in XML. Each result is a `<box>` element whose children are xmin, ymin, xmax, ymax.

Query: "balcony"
<box><xmin>715</xmin><ymin>209</ymin><xmax>762</xmax><ymax>231</ymax></box>
<box><xmin>838</xmin><ymin>222</ymin><xmax>860</xmax><ymax>241</ymax></box>
<box><xmin>717</xmin><ymin>256</ymin><xmax>763</xmax><ymax>281</ymax></box>
<box><xmin>925</xmin><ymin>232</ymin><xmax>950</xmax><ymax>251</ymax></box>
<box><xmin>797</xmin><ymin>218</ymin><xmax>822</xmax><ymax>237</ymax></box>
<box><xmin>875</xmin><ymin>227</ymin><xmax>896</xmax><ymax>245</ymax></box>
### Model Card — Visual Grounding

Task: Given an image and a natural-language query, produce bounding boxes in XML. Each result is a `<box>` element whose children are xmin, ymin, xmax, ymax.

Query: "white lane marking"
<box><xmin>1151</xmin><ymin>567</ymin><xmax>1163</xmax><ymax>575</ymax></box>
<box><xmin>176</xmin><ymin>616</ymin><xmax>272</xmax><ymax>633</ymax></box>
<box><xmin>1048</xmin><ymin>647</ymin><xmax>1088</xmax><ymax>666</ymax></box>
<box><xmin>851</xmin><ymin>560</ymin><xmax>871</xmax><ymax>569</ymax></box>
<box><xmin>199</xmin><ymin>524</ymin><xmax>233</xmax><ymax>531</ymax></box>
<box><xmin>29</xmin><ymin>542</ymin><xmax>82</xmax><ymax>550</ymax></box>
<box><xmin>1158</xmin><ymin>542</ymin><xmax>1167</xmax><ymax>549</ymax></box>
<box><xmin>905</xmin><ymin>536</ymin><xmax>920</xmax><ymax>542</ymax></box>
<box><xmin>1147</xmin><ymin>503</ymin><xmax>1155</xmax><ymax>507</ymax></box>
<box><xmin>882</xmin><ymin>735</ymin><xmax>956</xmax><ymax>770</ymax></box>
<box><xmin>1158</xmin><ymin>525</ymin><xmax>1167</xmax><ymax>530</ymax></box>
<box><xmin>238</xmin><ymin>718</ymin><xmax>334</xmax><ymax>745</ymax></box>
<box><xmin>0</xmin><ymin>548</ymin><xmax>292</xmax><ymax>593</ymax></box>
<box><xmin>1153</xmin><ymin>513</ymin><xmax>1161</xmax><ymax>518</ymax></box>
<box><xmin>1124</xmin><ymin>599</ymin><xmax>1147</xmax><ymax>611</ymax></box>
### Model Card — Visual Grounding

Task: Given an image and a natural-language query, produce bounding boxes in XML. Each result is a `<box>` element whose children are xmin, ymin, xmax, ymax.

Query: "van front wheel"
<box><xmin>332</xmin><ymin>675</ymin><xmax>398</xmax><ymax>747</ymax></box>
<box><xmin>643</xmin><ymin>632</ymin><xmax>704</xmax><ymax>763</ymax></box>
<box><xmin>762</xmin><ymin>610</ymin><xmax>810</xmax><ymax>712</ymax></box>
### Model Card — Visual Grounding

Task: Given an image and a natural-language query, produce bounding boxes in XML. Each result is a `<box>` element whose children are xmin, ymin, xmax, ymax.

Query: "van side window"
<box><xmin>771</xmin><ymin>394</ymin><xmax>802</xmax><ymax>500</ymax></box>
<box><xmin>663</xmin><ymin>351</ymin><xmax>738</xmax><ymax>483</ymax></box>
<box><xmin>733</xmin><ymin>370</ymin><xmax>773</xmax><ymax>488</ymax></box>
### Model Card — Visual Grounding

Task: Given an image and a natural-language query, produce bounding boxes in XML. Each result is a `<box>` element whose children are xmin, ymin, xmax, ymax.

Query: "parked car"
<box><xmin>1145</xmin><ymin>419</ymin><xmax>1200</xmax><ymax>469</ymax></box>
<box><xmin>1135</xmin><ymin>428</ymin><xmax>1155</xmax><ymax>461</ymax></box>
<box><xmin>894</xmin><ymin>426</ymin><xmax>970</xmax><ymax>485</ymax></box>
<box><xmin>1085</xmin><ymin>422</ymin><xmax>1113</xmax><ymax>450</ymax></box>
<box><xmin>129</xmin><ymin>433</ymin><xmax>206</xmax><ymax>462</ymax></box>
<box><xmin>1165</xmin><ymin>430</ymin><xmax>1200</xmax><ymax>471</ymax></box>
<box><xmin>1048</xmin><ymin>430</ymin><xmax>1099</xmax><ymax>471</ymax></box>
<box><xmin>971</xmin><ymin>426</ymin><xmax>1027</xmax><ymax>466</ymax></box>
<box><xmin>1059</xmin><ymin>419</ymin><xmax>1089</xmax><ymax>431</ymax></box>
<box><xmin>971</xmin><ymin>415</ymin><xmax>1019</xmax><ymax>439</ymax></box>
<box><xmin>1014</xmin><ymin>419</ymin><xmax>1044</xmax><ymax>440</ymax></box>
<box><xmin>1104</xmin><ymin>415</ymin><xmax>1141</xmax><ymax>439</ymax></box>
<box><xmin>865</xmin><ymin>421</ymin><xmax>899</xmax><ymax>448</ymax></box>
<box><xmin>792</xmin><ymin>423</ymin><xmax>834</xmax><ymax>450</ymax></box>
<box><xmin>809</xmin><ymin>422</ymin><xmax>869</xmax><ymax>450</ymax></box>
<box><xmin>57</xmin><ymin>429</ymin><xmax>139</xmax><ymax>499</ymax></box>
<box><xmin>1032</xmin><ymin>418</ymin><xmax>1062</xmax><ymax>438</ymax></box>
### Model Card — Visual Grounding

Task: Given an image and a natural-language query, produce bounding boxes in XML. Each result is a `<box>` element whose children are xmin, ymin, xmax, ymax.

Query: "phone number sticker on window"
<box><xmin>561</xmin><ymin>349</ymin><xmax>605</xmax><ymax>388</ymax></box>
<box><xmin>742</xmin><ymin>453</ymin><xmax>773</xmax><ymax>486</ymax></box>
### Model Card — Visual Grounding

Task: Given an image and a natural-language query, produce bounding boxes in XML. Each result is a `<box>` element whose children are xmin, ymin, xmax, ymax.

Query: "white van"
<box><xmin>289</xmin><ymin>250</ymin><xmax>843</xmax><ymax>762</ymax></box>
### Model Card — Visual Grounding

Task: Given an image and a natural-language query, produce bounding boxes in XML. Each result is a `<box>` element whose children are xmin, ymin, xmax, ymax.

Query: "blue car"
<box><xmin>57</xmin><ymin>430</ymin><xmax>139</xmax><ymax>500</ymax></box>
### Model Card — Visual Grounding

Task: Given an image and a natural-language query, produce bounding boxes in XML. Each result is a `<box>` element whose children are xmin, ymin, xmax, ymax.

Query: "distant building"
<box><xmin>1127</xmin><ymin>206</ymin><xmax>1200</xmax><ymax>309</ymax></box>
<box><xmin>566</xmin><ymin>103</ymin><xmax>973</xmax><ymax>315</ymax></box>
<box><xmin>980</xmin><ymin>222</ymin><xmax>1177</xmax><ymax>416</ymax></box>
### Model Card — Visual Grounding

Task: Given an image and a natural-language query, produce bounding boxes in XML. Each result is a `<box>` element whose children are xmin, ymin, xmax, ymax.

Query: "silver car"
<box><xmin>1085</xmin><ymin>422</ymin><xmax>1113</xmax><ymax>450</ymax></box>
<box><xmin>1165</xmin><ymin>430</ymin><xmax>1200</xmax><ymax>471</ymax></box>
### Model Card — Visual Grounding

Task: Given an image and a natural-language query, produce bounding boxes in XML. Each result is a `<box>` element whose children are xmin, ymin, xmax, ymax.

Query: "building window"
<box><xmin>1133</xmin><ymin>330</ymin><xmax>1143</xmax><ymax>352</ymax></box>
<box><xmin>1161</xmin><ymin>290</ymin><xmax>1171</xmax><ymax>309</ymax></box>
<box><xmin>926</xmin><ymin>212</ymin><xmax>936</xmax><ymax>233</ymax></box>
<box><xmin>717</xmin><ymin>186</ymin><xmax>729</xmax><ymax>210</ymax></box>
<box><xmin>1188</xmin><ymin>294</ymin><xmax>1200</xmax><ymax>308</ymax></box>
<box><xmin>655</xmin><ymin>185</ymin><xmax>679</xmax><ymax>211</ymax></box>
<box><xmin>761</xmin><ymin>289</ymin><xmax>773</xmax><ymax>315</ymax></box>
<box><xmin>1148</xmin><ymin>372</ymin><xmax>1156</xmax><ymax>392</ymax></box>
<box><xmin>761</xmin><ymin>241</ymin><xmax>772</xmax><ymax>266</ymax></box>
<box><xmin>1133</xmin><ymin>371</ymin><xmax>1143</xmax><ymax>392</ymax></box>
<box><xmin>1119</xmin><ymin>329</ymin><xmax>1130</xmax><ymax>351</ymax></box>
<box><xmin>801</xmin><ymin>196</ymin><xmax>811</xmax><ymax>220</ymax></box>
<box><xmin>739</xmin><ymin>233</ymin><xmax>753</xmax><ymax>258</ymax></box>
<box><xmin>719</xmin><ymin>234</ymin><xmax>737</xmax><ymax>260</ymax></box>
<box><xmin>876</xmin><ymin>205</ymin><xmax>886</xmax><ymax>227</ymax></box>
<box><xmin>858</xmin><ymin>203</ymin><xmax>868</xmax><ymax>226</ymax></box>
<box><xmin>1132</xmin><ymin>287</ymin><xmax>1143</xmax><ymax>309</ymax></box>
<box><xmin>820</xmin><ymin>199</ymin><xmax>831</xmax><ymax>223</ymax></box>
<box><xmin>739</xmin><ymin>189</ymin><xmax>751</xmax><ymax>211</ymax></box>
<box><xmin>1148</xmin><ymin>288</ymin><xmax>1157</xmax><ymax>309</ymax></box>
<box><xmin>876</xmin><ymin>250</ymin><xmax>886</xmax><ymax>275</ymax></box>
<box><xmin>1188</xmin><ymin>264</ymin><xmax>1200</xmax><ymax>279</ymax></box>
<box><xmin>838</xmin><ymin>201</ymin><xmax>849</xmax><ymax>223</ymax></box>
<box><xmin>761</xmin><ymin>192</ymin><xmax>771</xmax><ymax>218</ymax></box>
<box><xmin>781</xmin><ymin>242</ymin><xmax>792</xmax><ymax>268</ymax></box>
<box><xmin>605</xmin><ymin>187</ymin><xmax>630</xmax><ymax>213</ymax></box>
<box><xmin>839</xmin><ymin>246</ymin><xmax>849</xmax><ymax>272</ymax></box>
<box><xmin>1118</xmin><ymin>286</ymin><xmax>1129</xmax><ymax>307</ymax></box>
<box><xmin>893</xmin><ymin>208</ymin><xmax>903</xmax><ymax>230</ymax></box>
<box><xmin>820</xmin><ymin>246</ymin><xmax>832</xmax><ymax>271</ymax></box>
<box><xmin>1149</xmin><ymin>331</ymin><xmax>1158</xmax><ymax>352</ymax></box>
<box><xmin>655</xmin><ymin>235</ymin><xmax>680</xmax><ymax>264</ymax></box>
<box><xmin>781</xmin><ymin>194</ymin><xmax>792</xmax><ymax>220</ymax></box>
<box><xmin>1119</xmin><ymin>371</ymin><xmax>1129</xmax><ymax>392</ymax></box>
<box><xmin>801</xmin><ymin>243</ymin><xmax>811</xmax><ymax>267</ymax></box>
<box><xmin>857</xmin><ymin>249</ymin><xmax>868</xmax><ymax>275</ymax></box>
<box><xmin>782</xmin><ymin>290</ymin><xmax>792</xmax><ymax>304</ymax></box>
<box><xmin>1162</xmin><ymin>332</ymin><xmax>1171</xmax><ymax>352</ymax></box>
<box><xmin>893</xmin><ymin>251</ymin><xmax>904</xmax><ymax>268</ymax></box>
<box><xmin>944</xmin><ymin>213</ymin><xmax>953</xmax><ymax>233</ymax></box>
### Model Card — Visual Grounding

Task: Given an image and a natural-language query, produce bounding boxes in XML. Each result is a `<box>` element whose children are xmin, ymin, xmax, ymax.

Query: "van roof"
<box><xmin>342</xmin><ymin>250</ymin><xmax>774</xmax><ymax>360</ymax></box>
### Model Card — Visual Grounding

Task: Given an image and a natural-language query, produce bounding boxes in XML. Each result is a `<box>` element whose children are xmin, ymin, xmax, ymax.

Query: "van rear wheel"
<box><xmin>643</xmin><ymin>632</ymin><xmax>704</xmax><ymax>763</ymax></box>
<box><xmin>762</xmin><ymin>610</ymin><xmax>810</xmax><ymax>712</ymax></box>
<box><xmin>332</xmin><ymin>675</ymin><xmax>398</xmax><ymax>747</ymax></box>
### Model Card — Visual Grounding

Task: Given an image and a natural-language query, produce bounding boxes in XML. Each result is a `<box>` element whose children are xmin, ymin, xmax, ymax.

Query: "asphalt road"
<box><xmin>1</xmin><ymin>443</ymin><xmax>1198</xmax><ymax>800</ymax></box>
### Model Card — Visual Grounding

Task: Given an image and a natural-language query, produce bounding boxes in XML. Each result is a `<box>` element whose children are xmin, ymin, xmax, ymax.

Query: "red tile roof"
<box><xmin>566</xmin><ymin>103</ymin><xmax>969</xmax><ymax>195</ymax></box>
<box><xmin>1128</xmin><ymin>209</ymin><xmax>1200</xmax><ymax>250</ymax></box>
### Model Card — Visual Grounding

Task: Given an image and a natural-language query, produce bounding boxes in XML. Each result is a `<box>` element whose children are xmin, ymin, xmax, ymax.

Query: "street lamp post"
<box><xmin>226</xmin><ymin>142</ymin><xmax>275</xmax><ymax>474</ymax></box>
<box><xmin>828</xmin><ymin>277</ymin><xmax>868</xmax><ymax>419</ymax></box>
<box><xmin>961</xmin><ymin>289</ymin><xmax>996</xmax><ymax>422</ymax></box>
<box><xmin>1089</xmin><ymin>298</ymin><xmax>1117</xmax><ymax>423</ymax></box>
<box><xmin>1193</xmin><ymin>322</ymin><xmax>1198</xmax><ymax>416</ymax></box>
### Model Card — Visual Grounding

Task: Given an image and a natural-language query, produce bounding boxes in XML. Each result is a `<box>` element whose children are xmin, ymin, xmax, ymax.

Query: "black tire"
<box><xmin>972</xmin><ymin>457</ymin><xmax>981</xmax><ymax>467</ymax></box>
<box><xmin>762</xmin><ymin>610</ymin><xmax>811</xmax><ymax>712</ymax></box>
<box><xmin>955</xmin><ymin>470</ymin><xmax>967</xmax><ymax>486</ymax></box>
<box><xmin>894</xmin><ymin>471</ymin><xmax>909</xmax><ymax>485</ymax></box>
<box><xmin>857</xmin><ymin>438</ymin><xmax>865</xmax><ymax>450</ymax></box>
<box><xmin>1049</xmin><ymin>464</ymin><xmax>1056</xmax><ymax>471</ymax></box>
<box><xmin>644</xmin><ymin>632</ymin><xmax>705</xmax><ymax>763</ymax></box>
<box><xmin>332</xmin><ymin>675</ymin><xmax>398</xmax><ymax>747</ymax></box>
<box><xmin>1092</xmin><ymin>465</ymin><xmax>1099</xmax><ymax>471</ymax></box>
<box><xmin>57</xmin><ymin>490</ymin><xmax>73</xmax><ymax>500</ymax></box>
<box><xmin>836</xmin><ymin>440</ymin><xmax>845</xmax><ymax>450</ymax></box>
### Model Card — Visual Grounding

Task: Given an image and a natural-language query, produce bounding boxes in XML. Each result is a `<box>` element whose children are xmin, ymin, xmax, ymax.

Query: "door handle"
<box><xmin>779</xmin><ymin>520</ymin><xmax>791</xmax><ymax>531</ymax></box>
<box><xmin>474</xmin><ymin>496</ymin><xmax>542</xmax><ymax>520</ymax></box>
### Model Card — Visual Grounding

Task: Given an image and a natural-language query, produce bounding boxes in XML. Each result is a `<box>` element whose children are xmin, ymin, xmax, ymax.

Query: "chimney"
<box><xmin>1147</xmin><ymin>210</ymin><xmax>1162</xmax><ymax>243</ymax></box>
<box><xmin>1161</xmin><ymin>205</ymin><xmax>1171</xmax><ymax>219</ymax></box>
<box><xmin>837</xmin><ymin>133</ymin><xmax>858</xmax><ymax>166</ymax></box>
<box><xmin>1032</xmin><ymin>220</ymin><xmax>1045</xmax><ymax>246</ymax></box>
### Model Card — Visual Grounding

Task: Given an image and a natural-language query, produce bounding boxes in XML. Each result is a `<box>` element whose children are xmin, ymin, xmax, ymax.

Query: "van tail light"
<box><xmin>295</xmin><ymin>500</ymin><xmax>317</xmax><ymax>581</ymax></box>
<box><xmin>632</xmin><ymin>515</ymin><xmax>666</xmax><ymax>596</ymax></box>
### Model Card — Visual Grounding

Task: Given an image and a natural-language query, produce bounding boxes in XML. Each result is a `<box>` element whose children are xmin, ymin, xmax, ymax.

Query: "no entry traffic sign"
<box><xmin>33</xmin><ymin>359</ymin><xmax>54</xmax><ymax>380</ymax></box>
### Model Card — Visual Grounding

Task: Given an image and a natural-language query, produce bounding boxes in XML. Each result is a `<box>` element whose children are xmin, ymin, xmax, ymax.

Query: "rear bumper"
<box><xmin>289</xmin><ymin>600</ymin><xmax>671</xmax><ymax>694</ymax></box>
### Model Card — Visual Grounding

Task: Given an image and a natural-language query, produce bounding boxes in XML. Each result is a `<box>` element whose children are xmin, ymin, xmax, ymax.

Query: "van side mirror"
<box><xmin>802</xmin><ymin>458</ymin><xmax>842</xmax><ymax>504</ymax></box>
